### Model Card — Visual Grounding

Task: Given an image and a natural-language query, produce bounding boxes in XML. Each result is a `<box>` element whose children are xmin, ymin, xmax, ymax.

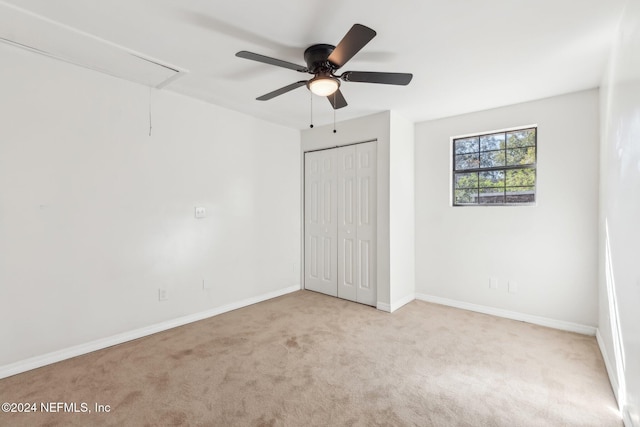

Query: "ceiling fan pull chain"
<box><xmin>333</xmin><ymin>93</ymin><xmax>337</xmax><ymax>133</ymax></box>
<box><xmin>309</xmin><ymin>91</ymin><xmax>314</xmax><ymax>128</ymax></box>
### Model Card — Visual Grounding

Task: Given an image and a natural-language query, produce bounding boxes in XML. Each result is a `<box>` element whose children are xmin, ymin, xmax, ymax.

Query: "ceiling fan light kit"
<box><xmin>307</xmin><ymin>75</ymin><xmax>340</xmax><ymax>96</ymax></box>
<box><xmin>235</xmin><ymin>23</ymin><xmax>413</xmax><ymax>116</ymax></box>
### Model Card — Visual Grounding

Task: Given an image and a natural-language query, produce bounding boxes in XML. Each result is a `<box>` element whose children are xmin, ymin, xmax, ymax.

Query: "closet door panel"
<box><xmin>356</xmin><ymin>142</ymin><xmax>377</xmax><ymax>306</ymax></box>
<box><xmin>304</xmin><ymin>149</ymin><xmax>338</xmax><ymax>296</ymax></box>
<box><xmin>337</xmin><ymin>145</ymin><xmax>357</xmax><ymax>302</ymax></box>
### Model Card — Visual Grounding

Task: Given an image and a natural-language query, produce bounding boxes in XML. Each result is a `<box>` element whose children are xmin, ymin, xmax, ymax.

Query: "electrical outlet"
<box><xmin>508</xmin><ymin>281</ymin><xmax>519</xmax><ymax>294</ymax></box>
<box><xmin>202</xmin><ymin>279</ymin><xmax>209</xmax><ymax>290</ymax></box>
<box><xmin>158</xmin><ymin>288</ymin><xmax>168</xmax><ymax>301</ymax></box>
<box><xmin>195</xmin><ymin>206</ymin><xmax>206</xmax><ymax>219</ymax></box>
<box><xmin>489</xmin><ymin>277</ymin><xmax>499</xmax><ymax>290</ymax></box>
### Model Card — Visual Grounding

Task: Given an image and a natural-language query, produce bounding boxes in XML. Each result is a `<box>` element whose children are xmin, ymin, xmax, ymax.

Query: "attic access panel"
<box><xmin>0</xmin><ymin>2</ymin><xmax>186</xmax><ymax>88</ymax></box>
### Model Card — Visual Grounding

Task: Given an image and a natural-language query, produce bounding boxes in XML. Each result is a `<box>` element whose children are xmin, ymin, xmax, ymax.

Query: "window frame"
<box><xmin>451</xmin><ymin>126</ymin><xmax>537</xmax><ymax>207</ymax></box>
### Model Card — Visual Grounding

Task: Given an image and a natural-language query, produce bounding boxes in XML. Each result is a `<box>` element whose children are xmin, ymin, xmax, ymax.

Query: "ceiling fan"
<box><xmin>235</xmin><ymin>24</ymin><xmax>413</xmax><ymax>110</ymax></box>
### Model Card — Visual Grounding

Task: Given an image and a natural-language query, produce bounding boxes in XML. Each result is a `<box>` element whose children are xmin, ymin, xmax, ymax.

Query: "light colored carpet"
<box><xmin>0</xmin><ymin>290</ymin><xmax>620</xmax><ymax>426</ymax></box>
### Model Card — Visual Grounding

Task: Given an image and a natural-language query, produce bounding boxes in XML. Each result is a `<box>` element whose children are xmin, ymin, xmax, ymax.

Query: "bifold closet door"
<box><xmin>304</xmin><ymin>141</ymin><xmax>376</xmax><ymax>305</ymax></box>
<box><xmin>337</xmin><ymin>143</ymin><xmax>377</xmax><ymax>306</ymax></box>
<box><xmin>304</xmin><ymin>148</ymin><xmax>338</xmax><ymax>296</ymax></box>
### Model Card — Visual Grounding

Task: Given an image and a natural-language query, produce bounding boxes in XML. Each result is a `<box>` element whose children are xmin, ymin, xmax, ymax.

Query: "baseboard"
<box><xmin>376</xmin><ymin>302</ymin><xmax>391</xmax><ymax>312</ymax></box>
<box><xmin>0</xmin><ymin>285</ymin><xmax>301</xmax><ymax>380</ymax></box>
<box><xmin>598</xmin><ymin>330</ymin><xmax>638</xmax><ymax>427</ymax></box>
<box><xmin>596</xmin><ymin>328</ymin><xmax>620</xmax><ymax>402</ymax></box>
<box><xmin>415</xmin><ymin>293</ymin><xmax>597</xmax><ymax>336</ymax></box>
<box><xmin>390</xmin><ymin>293</ymin><xmax>415</xmax><ymax>312</ymax></box>
<box><xmin>622</xmin><ymin>406</ymin><xmax>635</xmax><ymax>427</ymax></box>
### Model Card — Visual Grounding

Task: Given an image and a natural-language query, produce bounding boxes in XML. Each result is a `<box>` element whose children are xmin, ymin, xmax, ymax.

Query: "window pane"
<box><xmin>479</xmin><ymin>188</ymin><xmax>505</xmax><ymax>204</ymax></box>
<box><xmin>506</xmin><ymin>147</ymin><xmax>535</xmax><ymax>166</ymax></box>
<box><xmin>479</xmin><ymin>170</ymin><xmax>505</xmax><ymax>188</ymax></box>
<box><xmin>507</xmin><ymin>129</ymin><xmax>535</xmax><ymax>148</ymax></box>
<box><xmin>506</xmin><ymin>186</ymin><xmax>535</xmax><ymax>203</ymax></box>
<box><xmin>454</xmin><ymin>137</ymin><xmax>479</xmax><ymax>154</ymax></box>
<box><xmin>455</xmin><ymin>153</ymin><xmax>479</xmax><ymax>170</ymax></box>
<box><xmin>455</xmin><ymin>172</ymin><xmax>478</xmax><ymax>189</ymax></box>
<box><xmin>480</xmin><ymin>150</ymin><xmax>505</xmax><ymax>168</ymax></box>
<box><xmin>506</xmin><ymin>168</ymin><xmax>535</xmax><ymax>187</ymax></box>
<box><xmin>455</xmin><ymin>189</ymin><xmax>477</xmax><ymax>204</ymax></box>
<box><xmin>452</xmin><ymin>127</ymin><xmax>536</xmax><ymax>206</ymax></box>
<box><xmin>480</xmin><ymin>133</ymin><xmax>505</xmax><ymax>151</ymax></box>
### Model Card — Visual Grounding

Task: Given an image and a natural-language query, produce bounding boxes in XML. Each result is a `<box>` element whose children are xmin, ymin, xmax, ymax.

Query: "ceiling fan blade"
<box><xmin>327</xmin><ymin>89</ymin><xmax>348</xmax><ymax>109</ymax></box>
<box><xmin>256</xmin><ymin>81</ymin><xmax>307</xmax><ymax>101</ymax></box>
<box><xmin>327</xmin><ymin>24</ymin><xmax>377</xmax><ymax>69</ymax></box>
<box><xmin>236</xmin><ymin>51</ymin><xmax>308</xmax><ymax>73</ymax></box>
<box><xmin>341</xmin><ymin>71</ymin><xmax>413</xmax><ymax>85</ymax></box>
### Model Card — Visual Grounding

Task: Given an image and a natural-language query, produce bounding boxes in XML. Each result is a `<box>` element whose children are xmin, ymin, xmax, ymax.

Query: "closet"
<box><xmin>304</xmin><ymin>141</ymin><xmax>377</xmax><ymax>306</ymax></box>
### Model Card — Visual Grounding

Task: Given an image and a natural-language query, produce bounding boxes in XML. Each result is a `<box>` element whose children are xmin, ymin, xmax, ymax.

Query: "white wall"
<box><xmin>598</xmin><ymin>0</ymin><xmax>640</xmax><ymax>423</ymax></box>
<box><xmin>415</xmin><ymin>90</ymin><xmax>600</xmax><ymax>327</ymax></box>
<box><xmin>0</xmin><ymin>43</ymin><xmax>301</xmax><ymax>368</ymax></box>
<box><xmin>389</xmin><ymin>112</ymin><xmax>415</xmax><ymax>310</ymax></box>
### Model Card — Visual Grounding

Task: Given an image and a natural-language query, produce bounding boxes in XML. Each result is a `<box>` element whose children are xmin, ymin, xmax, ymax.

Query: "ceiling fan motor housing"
<box><xmin>304</xmin><ymin>44</ymin><xmax>336</xmax><ymax>74</ymax></box>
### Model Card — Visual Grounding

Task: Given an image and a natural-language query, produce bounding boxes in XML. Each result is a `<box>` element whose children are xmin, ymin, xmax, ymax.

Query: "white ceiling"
<box><xmin>1</xmin><ymin>0</ymin><xmax>626</xmax><ymax>130</ymax></box>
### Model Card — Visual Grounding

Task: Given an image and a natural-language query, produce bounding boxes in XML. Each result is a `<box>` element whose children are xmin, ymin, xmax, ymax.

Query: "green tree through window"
<box><xmin>453</xmin><ymin>127</ymin><xmax>536</xmax><ymax>205</ymax></box>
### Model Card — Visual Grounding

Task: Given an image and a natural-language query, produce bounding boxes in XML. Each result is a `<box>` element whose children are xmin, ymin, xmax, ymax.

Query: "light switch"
<box><xmin>195</xmin><ymin>206</ymin><xmax>206</xmax><ymax>218</ymax></box>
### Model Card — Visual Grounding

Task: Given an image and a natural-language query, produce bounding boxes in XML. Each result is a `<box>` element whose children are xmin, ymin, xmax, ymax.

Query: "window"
<box><xmin>452</xmin><ymin>127</ymin><xmax>536</xmax><ymax>206</ymax></box>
